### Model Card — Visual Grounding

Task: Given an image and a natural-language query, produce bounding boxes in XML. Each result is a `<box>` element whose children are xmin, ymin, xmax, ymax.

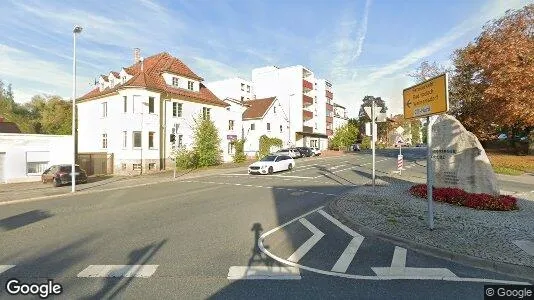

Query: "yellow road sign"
<box><xmin>403</xmin><ymin>73</ymin><xmax>449</xmax><ymax>119</ymax></box>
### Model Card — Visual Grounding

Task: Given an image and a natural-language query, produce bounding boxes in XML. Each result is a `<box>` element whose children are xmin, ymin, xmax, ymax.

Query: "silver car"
<box><xmin>274</xmin><ymin>148</ymin><xmax>300</xmax><ymax>158</ymax></box>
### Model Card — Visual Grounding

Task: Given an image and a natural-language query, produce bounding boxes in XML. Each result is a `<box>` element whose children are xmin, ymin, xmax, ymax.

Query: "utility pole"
<box><xmin>371</xmin><ymin>98</ymin><xmax>376</xmax><ymax>189</ymax></box>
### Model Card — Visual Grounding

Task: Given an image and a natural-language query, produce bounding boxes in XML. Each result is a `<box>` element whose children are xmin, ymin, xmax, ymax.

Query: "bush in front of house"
<box><xmin>409</xmin><ymin>184</ymin><xmax>518</xmax><ymax>211</ymax></box>
<box><xmin>232</xmin><ymin>139</ymin><xmax>246</xmax><ymax>163</ymax></box>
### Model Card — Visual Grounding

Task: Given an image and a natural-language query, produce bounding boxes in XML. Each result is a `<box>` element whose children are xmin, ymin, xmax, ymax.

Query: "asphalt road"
<box><xmin>0</xmin><ymin>151</ymin><xmax>531</xmax><ymax>299</ymax></box>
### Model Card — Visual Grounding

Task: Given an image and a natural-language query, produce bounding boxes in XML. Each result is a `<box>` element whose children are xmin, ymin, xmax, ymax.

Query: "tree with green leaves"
<box><xmin>192</xmin><ymin>114</ymin><xmax>222</xmax><ymax>167</ymax></box>
<box><xmin>331</xmin><ymin>123</ymin><xmax>359</xmax><ymax>151</ymax></box>
<box><xmin>411</xmin><ymin>120</ymin><xmax>422</xmax><ymax>144</ymax></box>
<box><xmin>232</xmin><ymin>139</ymin><xmax>246</xmax><ymax>163</ymax></box>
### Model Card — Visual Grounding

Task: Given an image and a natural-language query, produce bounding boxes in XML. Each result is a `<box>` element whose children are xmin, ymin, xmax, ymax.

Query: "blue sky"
<box><xmin>0</xmin><ymin>0</ymin><xmax>531</xmax><ymax>117</ymax></box>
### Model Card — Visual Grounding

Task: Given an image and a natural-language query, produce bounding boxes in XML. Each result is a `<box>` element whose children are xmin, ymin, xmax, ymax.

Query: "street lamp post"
<box><xmin>288</xmin><ymin>92</ymin><xmax>294</xmax><ymax>147</ymax></box>
<box><xmin>71</xmin><ymin>25</ymin><xmax>82</xmax><ymax>193</ymax></box>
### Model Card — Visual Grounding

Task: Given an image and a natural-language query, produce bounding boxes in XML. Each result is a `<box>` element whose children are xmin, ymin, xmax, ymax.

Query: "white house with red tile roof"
<box><xmin>77</xmin><ymin>51</ymin><xmax>233</xmax><ymax>175</ymax></box>
<box><xmin>241</xmin><ymin>97</ymin><xmax>289</xmax><ymax>156</ymax></box>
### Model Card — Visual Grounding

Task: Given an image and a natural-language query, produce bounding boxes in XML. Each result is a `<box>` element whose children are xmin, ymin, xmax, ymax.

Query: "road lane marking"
<box><xmin>371</xmin><ymin>267</ymin><xmax>458</xmax><ymax>279</ymax></box>
<box><xmin>77</xmin><ymin>265</ymin><xmax>158</xmax><ymax>278</ymax></box>
<box><xmin>331</xmin><ymin>237</ymin><xmax>364</xmax><ymax>273</ymax></box>
<box><xmin>181</xmin><ymin>180</ymin><xmax>339</xmax><ymax>196</ymax></box>
<box><xmin>287</xmin><ymin>218</ymin><xmax>325</xmax><ymax>263</ymax></box>
<box><xmin>318</xmin><ymin>210</ymin><xmax>363</xmax><ymax>238</ymax></box>
<box><xmin>258</xmin><ymin>207</ymin><xmax>531</xmax><ymax>284</ymax></box>
<box><xmin>276</xmin><ymin>175</ymin><xmax>315</xmax><ymax>179</ymax></box>
<box><xmin>0</xmin><ymin>265</ymin><xmax>15</xmax><ymax>274</ymax></box>
<box><xmin>391</xmin><ymin>246</ymin><xmax>407</xmax><ymax>268</ymax></box>
<box><xmin>227</xmin><ymin>266</ymin><xmax>301</xmax><ymax>280</ymax></box>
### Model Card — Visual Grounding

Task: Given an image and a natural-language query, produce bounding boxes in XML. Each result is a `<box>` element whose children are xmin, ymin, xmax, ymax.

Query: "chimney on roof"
<box><xmin>134</xmin><ymin>48</ymin><xmax>141</xmax><ymax>63</ymax></box>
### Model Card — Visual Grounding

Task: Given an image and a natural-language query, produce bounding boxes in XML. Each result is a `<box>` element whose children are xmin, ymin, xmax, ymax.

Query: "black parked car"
<box><xmin>296</xmin><ymin>147</ymin><xmax>314</xmax><ymax>157</ymax></box>
<box><xmin>42</xmin><ymin>164</ymin><xmax>88</xmax><ymax>187</ymax></box>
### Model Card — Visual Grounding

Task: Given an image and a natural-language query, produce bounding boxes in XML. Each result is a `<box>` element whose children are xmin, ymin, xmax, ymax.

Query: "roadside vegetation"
<box><xmin>487</xmin><ymin>152</ymin><xmax>534</xmax><ymax>175</ymax></box>
<box><xmin>257</xmin><ymin>135</ymin><xmax>282</xmax><ymax>159</ymax></box>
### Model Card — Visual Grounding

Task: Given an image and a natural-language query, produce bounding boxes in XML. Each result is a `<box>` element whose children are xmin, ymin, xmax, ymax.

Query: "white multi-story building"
<box><xmin>242</xmin><ymin>97</ymin><xmax>289</xmax><ymax>156</ymax></box>
<box><xmin>206</xmin><ymin>78</ymin><xmax>255</xmax><ymax>102</ymax></box>
<box><xmin>333</xmin><ymin>103</ymin><xmax>349</xmax><ymax>131</ymax></box>
<box><xmin>77</xmin><ymin>51</ymin><xmax>232</xmax><ymax>174</ymax></box>
<box><xmin>251</xmin><ymin>65</ymin><xmax>332</xmax><ymax>150</ymax></box>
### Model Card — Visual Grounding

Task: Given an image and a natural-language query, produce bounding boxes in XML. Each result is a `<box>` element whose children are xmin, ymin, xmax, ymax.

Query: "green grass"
<box><xmin>492</xmin><ymin>166</ymin><xmax>524</xmax><ymax>176</ymax></box>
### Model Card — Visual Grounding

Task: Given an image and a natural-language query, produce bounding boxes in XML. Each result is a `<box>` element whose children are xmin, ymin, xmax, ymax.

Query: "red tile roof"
<box><xmin>110</xmin><ymin>71</ymin><xmax>120</xmax><ymax>78</ymax></box>
<box><xmin>242</xmin><ymin>97</ymin><xmax>276</xmax><ymax>120</ymax></box>
<box><xmin>79</xmin><ymin>52</ymin><xmax>226</xmax><ymax>107</ymax></box>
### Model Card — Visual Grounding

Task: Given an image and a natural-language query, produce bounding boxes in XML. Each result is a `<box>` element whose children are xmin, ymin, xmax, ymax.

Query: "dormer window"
<box><xmin>187</xmin><ymin>81</ymin><xmax>194</xmax><ymax>91</ymax></box>
<box><xmin>172</xmin><ymin>77</ymin><xmax>179</xmax><ymax>87</ymax></box>
<box><xmin>122</xmin><ymin>76</ymin><xmax>126</xmax><ymax>84</ymax></box>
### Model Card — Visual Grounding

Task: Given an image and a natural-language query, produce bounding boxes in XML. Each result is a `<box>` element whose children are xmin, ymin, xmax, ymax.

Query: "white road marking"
<box><xmin>0</xmin><ymin>265</ymin><xmax>15</xmax><ymax>274</ymax></box>
<box><xmin>391</xmin><ymin>246</ymin><xmax>407</xmax><ymax>268</ymax></box>
<box><xmin>329</xmin><ymin>165</ymin><xmax>345</xmax><ymax>170</ymax></box>
<box><xmin>287</xmin><ymin>218</ymin><xmax>325</xmax><ymax>263</ymax></box>
<box><xmin>276</xmin><ymin>175</ymin><xmax>315</xmax><ymax>179</ymax></box>
<box><xmin>331</xmin><ymin>237</ymin><xmax>363</xmax><ymax>273</ymax></box>
<box><xmin>258</xmin><ymin>206</ymin><xmax>531</xmax><ymax>284</ymax></box>
<box><xmin>227</xmin><ymin>266</ymin><xmax>301</xmax><ymax>280</ymax></box>
<box><xmin>77</xmin><ymin>265</ymin><xmax>158</xmax><ymax>278</ymax></box>
<box><xmin>372</xmin><ymin>267</ymin><xmax>458</xmax><ymax>279</ymax></box>
<box><xmin>182</xmin><ymin>180</ymin><xmax>338</xmax><ymax>196</ymax></box>
<box><xmin>513</xmin><ymin>240</ymin><xmax>534</xmax><ymax>256</ymax></box>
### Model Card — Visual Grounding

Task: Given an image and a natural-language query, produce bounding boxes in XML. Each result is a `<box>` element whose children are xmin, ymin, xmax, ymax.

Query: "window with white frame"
<box><xmin>280</xmin><ymin>125</ymin><xmax>283</xmax><ymax>133</ymax></box>
<box><xmin>202</xmin><ymin>107</ymin><xmax>211</xmax><ymax>120</ymax></box>
<box><xmin>133</xmin><ymin>163</ymin><xmax>141</xmax><ymax>170</ymax></box>
<box><xmin>267</xmin><ymin>123</ymin><xmax>271</xmax><ymax>131</ymax></box>
<box><xmin>228</xmin><ymin>120</ymin><xmax>234</xmax><ymax>131</ymax></box>
<box><xmin>123</xmin><ymin>96</ymin><xmax>127</xmax><ymax>113</ymax></box>
<box><xmin>26</xmin><ymin>162</ymin><xmax>48</xmax><ymax>175</ymax></box>
<box><xmin>241</xmin><ymin>83</ymin><xmax>245</xmax><ymax>91</ymax></box>
<box><xmin>247</xmin><ymin>85</ymin><xmax>250</xmax><ymax>93</ymax></box>
<box><xmin>173</xmin><ymin>102</ymin><xmax>182</xmax><ymax>117</ymax></box>
<box><xmin>149</xmin><ymin>132</ymin><xmax>155</xmax><ymax>149</ymax></box>
<box><xmin>133</xmin><ymin>131</ymin><xmax>142</xmax><ymax>148</ymax></box>
<box><xmin>102</xmin><ymin>133</ymin><xmax>108</xmax><ymax>149</ymax></box>
<box><xmin>274</xmin><ymin>106</ymin><xmax>276</xmax><ymax>114</ymax></box>
<box><xmin>148</xmin><ymin>163</ymin><xmax>156</xmax><ymax>170</ymax></box>
<box><xmin>187</xmin><ymin>81</ymin><xmax>194</xmax><ymax>91</ymax></box>
<box><xmin>122</xmin><ymin>131</ymin><xmax>127</xmax><ymax>148</ymax></box>
<box><xmin>228</xmin><ymin>142</ymin><xmax>235</xmax><ymax>155</ymax></box>
<box><xmin>177</xmin><ymin>134</ymin><xmax>183</xmax><ymax>147</ymax></box>
<box><xmin>102</xmin><ymin>102</ymin><xmax>107</xmax><ymax>117</ymax></box>
<box><xmin>250</xmin><ymin>123</ymin><xmax>255</xmax><ymax>130</ymax></box>
<box><xmin>172</xmin><ymin>77</ymin><xmax>179</xmax><ymax>87</ymax></box>
<box><xmin>122</xmin><ymin>76</ymin><xmax>126</xmax><ymax>84</ymax></box>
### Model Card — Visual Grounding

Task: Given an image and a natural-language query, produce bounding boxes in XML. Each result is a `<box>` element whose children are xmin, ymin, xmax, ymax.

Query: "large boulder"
<box><xmin>431</xmin><ymin>114</ymin><xmax>500</xmax><ymax>195</ymax></box>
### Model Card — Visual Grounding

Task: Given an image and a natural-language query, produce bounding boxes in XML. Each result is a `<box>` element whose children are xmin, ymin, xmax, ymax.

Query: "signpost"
<box><xmin>397</xmin><ymin>155</ymin><xmax>403</xmax><ymax>175</ymax></box>
<box><xmin>363</xmin><ymin>102</ymin><xmax>386</xmax><ymax>190</ymax></box>
<box><xmin>403</xmin><ymin>73</ymin><xmax>449</xmax><ymax>230</ymax></box>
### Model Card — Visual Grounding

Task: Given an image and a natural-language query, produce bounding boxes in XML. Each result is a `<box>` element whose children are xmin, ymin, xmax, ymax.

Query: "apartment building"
<box><xmin>242</xmin><ymin>97</ymin><xmax>289</xmax><ymax>156</ymax></box>
<box><xmin>77</xmin><ymin>51</ymin><xmax>232</xmax><ymax>174</ymax></box>
<box><xmin>206</xmin><ymin>77</ymin><xmax>255</xmax><ymax>102</ymax></box>
<box><xmin>333</xmin><ymin>103</ymin><xmax>349</xmax><ymax>130</ymax></box>
<box><xmin>251</xmin><ymin>65</ymin><xmax>331</xmax><ymax>150</ymax></box>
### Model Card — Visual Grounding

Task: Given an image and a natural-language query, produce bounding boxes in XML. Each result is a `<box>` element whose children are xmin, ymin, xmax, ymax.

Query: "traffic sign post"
<box><xmin>403</xmin><ymin>73</ymin><xmax>449</xmax><ymax>230</ymax></box>
<box><xmin>397</xmin><ymin>154</ymin><xmax>403</xmax><ymax>175</ymax></box>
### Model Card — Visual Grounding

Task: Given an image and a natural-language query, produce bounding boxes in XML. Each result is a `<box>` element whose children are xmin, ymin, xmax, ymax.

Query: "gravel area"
<box><xmin>329</xmin><ymin>175</ymin><xmax>534</xmax><ymax>269</ymax></box>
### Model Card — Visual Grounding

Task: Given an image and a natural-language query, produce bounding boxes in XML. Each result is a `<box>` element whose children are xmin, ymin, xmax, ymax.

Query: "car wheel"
<box><xmin>53</xmin><ymin>178</ymin><xmax>61</xmax><ymax>187</ymax></box>
<box><xmin>268</xmin><ymin>167</ymin><xmax>274</xmax><ymax>174</ymax></box>
<box><xmin>288</xmin><ymin>164</ymin><xmax>293</xmax><ymax>171</ymax></box>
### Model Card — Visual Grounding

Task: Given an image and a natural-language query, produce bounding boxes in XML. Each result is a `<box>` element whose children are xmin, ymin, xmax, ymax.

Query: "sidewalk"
<box><xmin>327</xmin><ymin>173</ymin><xmax>534</xmax><ymax>281</ymax></box>
<box><xmin>0</xmin><ymin>165</ymin><xmax>248</xmax><ymax>205</ymax></box>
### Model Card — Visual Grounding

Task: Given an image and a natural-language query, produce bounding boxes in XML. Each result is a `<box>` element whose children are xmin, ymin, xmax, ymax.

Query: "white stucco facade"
<box><xmin>0</xmin><ymin>133</ymin><xmax>72</xmax><ymax>183</ymax></box>
<box><xmin>242</xmin><ymin>98</ymin><xmax>289</xmax><ymax>156</ymax></box>
<box><xmin>206</xmin><ymin>78</ymin><xmax>255</xmax><ymax>102</ymax></box>
<box><xmin>333</xmin><ymin>103</ymin><xmax>349</xmax><ymax>131</ymax></box>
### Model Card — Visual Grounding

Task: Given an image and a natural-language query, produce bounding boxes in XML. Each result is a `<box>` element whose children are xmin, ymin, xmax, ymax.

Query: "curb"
<box><xmin>326</xmin><ymin>197</ymin><xmax>534</xmax><ymax>283</ymax></box>
<box><xmin>0</xmin><ymin>167</ymin><xmax>248</xmax><ymax>207</ymax></box>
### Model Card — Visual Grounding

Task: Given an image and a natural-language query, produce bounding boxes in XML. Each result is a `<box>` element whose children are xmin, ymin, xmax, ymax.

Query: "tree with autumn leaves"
<box><xmin>451</xmin><ymin>4</ymin><xmax>533</xmax><ymax>144</ymax></box>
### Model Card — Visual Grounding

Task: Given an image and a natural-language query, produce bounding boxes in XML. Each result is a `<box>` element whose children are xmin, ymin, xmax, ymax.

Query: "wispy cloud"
<box><xmin>190</xmin><ymin>57</ymin><xmax>248</xmax><ymax>81</ymax></box>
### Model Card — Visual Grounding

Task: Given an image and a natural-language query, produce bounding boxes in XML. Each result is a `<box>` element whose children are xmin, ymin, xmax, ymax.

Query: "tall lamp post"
<box><xmin>288</xmin><ymin>92</ymin><xmax>294</xmax><ymax>147</ymax></box>
<box><xmin>72</xmin><ymin>25</ymin><xmax>82</xmax><ymax>193</ymax></box>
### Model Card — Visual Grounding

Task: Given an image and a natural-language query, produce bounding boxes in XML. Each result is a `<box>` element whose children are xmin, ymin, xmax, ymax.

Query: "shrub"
<box><xmin>175</xmin><ymin>148</ymin><xmax>199</xmax><ymax>169</ymax></box>
<box><xmin>408</xmin><ymin>184</ymin><xmax>518</xmax><ymax>211</ymax></box>
<box><xmin>360</xmin><ymin>136</ymin><xmax>372</xmax><ymax>149</ymax></box>
<box><xmin>192</xmin><ymin>114</ymin><xmax>222</xmax><ymax>167</ymax></box>
<box><xmin>258</xmin><ymin>135</ymin><xmax>283</xmax><ymax>159</ymax></box>
<box><xmin>232</xmin><ymin>139</ymin><xmax>246</xmax><ymax>163</ymax></box>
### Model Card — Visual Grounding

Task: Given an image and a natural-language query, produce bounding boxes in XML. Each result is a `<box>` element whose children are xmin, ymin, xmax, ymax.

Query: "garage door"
<box><xmin>0</xmin><ymin>152</ymin><xmax>5</xmax><ymax>183</ymax></box>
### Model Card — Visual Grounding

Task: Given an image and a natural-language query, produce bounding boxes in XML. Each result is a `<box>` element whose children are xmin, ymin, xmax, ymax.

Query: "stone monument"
<box><xmin>431</xmin><ymin>114</ymin><xmax>500</xmax><ymax>195</ymax></box>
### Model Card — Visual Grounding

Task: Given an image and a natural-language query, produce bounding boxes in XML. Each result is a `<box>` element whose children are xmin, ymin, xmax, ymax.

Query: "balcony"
<box><xmin>326</xmin><ymin>129</ymin><xmax>333</xmax><ymax>136</ymax></box>
<box><xmin>326</xmin><ymin>116</ymin><xmax>333</xmax><ymax>123</ymax></box>
<box><xmin>326</xmin><ymin>103</ymin><xmax>333</xmax><ymax>111</ymax></box>
<box><xmin>303</xmin><ymin>79</ymin><xmax>313</xmax><ymax>91</ymax></box>
<box><xmin>303</xmin><ymin>110</ymin><xmax>313</xmax><ymax>120</ymax></box>
<box><xmin>302</xmin><ymin>126</ymin><xmax>313</xmax><ymax>133</ymax></box>
<box><xmin>303</xmin><ymin>95</ymin><xmax>313</xmax><ymax>107</ymax></box>
<box><xmin>326</xmin><ymin>90</ymin><xmax>333</xmax><ymax>99</ymax></box>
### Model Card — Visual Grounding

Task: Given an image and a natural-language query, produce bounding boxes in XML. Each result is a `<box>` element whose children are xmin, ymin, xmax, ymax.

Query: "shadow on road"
<box><xmin>82</xmin><ymin>239</ymin><xmax>167</xmax><ymax>300</ymax></box>
<box><xmin>0</xmin><ymin>209</ymin><xmax>53</xmax><ymax>231</ymax></box>
<box><xmin>248</xmin><ymin>223</ymin><xmax>282</xmax><ymax>268</ymax></box>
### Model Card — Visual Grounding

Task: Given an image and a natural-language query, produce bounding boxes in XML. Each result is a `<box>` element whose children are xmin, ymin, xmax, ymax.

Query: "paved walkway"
<box><xmin>327</xmin><ymin>172</ymin><xmax>534</xmax><ymax>281</ymax></box>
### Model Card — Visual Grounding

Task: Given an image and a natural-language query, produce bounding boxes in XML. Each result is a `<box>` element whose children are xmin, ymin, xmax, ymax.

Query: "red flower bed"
<box><xmin>408</xmin><ymin>184</ymin><xmax>518</xmax><ymax>211</ymax></box>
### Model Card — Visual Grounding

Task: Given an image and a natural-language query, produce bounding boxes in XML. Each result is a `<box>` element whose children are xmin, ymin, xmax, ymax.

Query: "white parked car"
<box><xmin>248</xmin><ymin>154</ymin><xmax>295</xmax><ymax>175</ymax></box>
<box><xmin>310</xmin><ymin>147</ymin><xmax>321</xmax><ymax>156</ymax></box>
<box><xmin>275</xmin><ymin>148</ymin><xmax>301</xmax><ymax>159</ymax></box>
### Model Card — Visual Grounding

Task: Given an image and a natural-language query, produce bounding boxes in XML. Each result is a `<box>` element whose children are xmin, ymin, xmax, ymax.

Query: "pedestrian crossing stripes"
<box><xmin>77</xmin><ymin>265</ymin><xmax>159</xmax><ymax>278</ymax></box>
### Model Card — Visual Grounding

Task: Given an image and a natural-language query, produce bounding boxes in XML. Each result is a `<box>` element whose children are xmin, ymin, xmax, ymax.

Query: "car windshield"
<box><xmin>260</xmin><ymin>155</ymin><xmax>277</xmax><ymax>162</ymax></box>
